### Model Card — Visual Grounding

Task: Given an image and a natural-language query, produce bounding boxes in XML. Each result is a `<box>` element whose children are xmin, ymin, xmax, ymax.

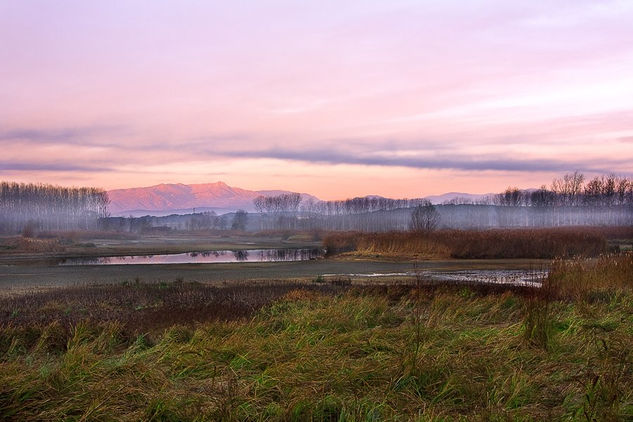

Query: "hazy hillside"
<box><xmin>424</xmin><ymin>192</ymin><xmax>493</xmax><ymax>204</ymax></box>
<box><xmin>108</xmin><ymin>182</ymin><xmax>318</xmax><ymax>216</ymax></box>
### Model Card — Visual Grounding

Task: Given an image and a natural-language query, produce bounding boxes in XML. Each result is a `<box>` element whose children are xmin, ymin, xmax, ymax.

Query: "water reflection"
<box><xmin>59</xmin><ymin>248</ymin><xmax>325</xmax><ymax>266</ymax></box>
<box><xmin>233</xmin><ymin>250</ymin><xmax>248</xmax><ymax>261</ymax></box>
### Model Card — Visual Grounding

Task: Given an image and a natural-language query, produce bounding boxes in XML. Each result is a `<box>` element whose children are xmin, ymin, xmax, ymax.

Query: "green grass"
<box><xmin>1</xmin><ymin>256</ymin><xmax>632</xmax><ymax>420</ymax></box>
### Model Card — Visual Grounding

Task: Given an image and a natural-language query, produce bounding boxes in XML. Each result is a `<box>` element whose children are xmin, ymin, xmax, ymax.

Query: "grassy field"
<box><xmin>0</xmin><ymin>254</ymin><xmax>631</xmax><ymax>420</ymax></box>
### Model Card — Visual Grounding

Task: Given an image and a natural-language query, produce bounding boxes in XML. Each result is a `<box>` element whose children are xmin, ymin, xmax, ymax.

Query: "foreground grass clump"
<box><xmin>547</xmin><ymin>253</ymin><xmax>633</xmax><ymax>300</ymax></box>
<box><xmin>324</xmin><ymin>227</ymin><xmax>611</xmax><ymax>259</ymax></box>
<box><xmin>1</xmin><ymin>259</ymin><xmax>633</xmax><ymax>420</ymax></box>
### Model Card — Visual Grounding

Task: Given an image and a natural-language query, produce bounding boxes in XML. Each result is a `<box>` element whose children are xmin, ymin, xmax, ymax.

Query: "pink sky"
<box><xmin>1</xmin><ymin>0</ymin><xmax>632</xmax><ymax>199</ymax></box>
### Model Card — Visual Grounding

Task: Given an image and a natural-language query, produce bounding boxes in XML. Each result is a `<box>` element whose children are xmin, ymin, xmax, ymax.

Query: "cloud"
<box><xmin>0</xmin><ymin>161</ymin><xmax>113</xmax><ymax>172</ymax></box>
<box><xmin>218</xmin><ymin>147</ymin><xmax>628</xmax><ymax>174</ymax></box>
<box><xmin>0</xmin><ymin>125</ymin><xmax>129</xmax><ymax>143</ymax></box>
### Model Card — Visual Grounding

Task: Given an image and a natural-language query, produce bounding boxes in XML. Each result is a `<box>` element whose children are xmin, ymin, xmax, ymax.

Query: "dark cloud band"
<box><xmin>217</xmin><ymin>148</ymin><xmax>629</xmax><ymax>174</ymax></box>
<box><xmin>0</xmin><ymin>161</ymin><xmax>113</xmax><ymax>172</ymax></box>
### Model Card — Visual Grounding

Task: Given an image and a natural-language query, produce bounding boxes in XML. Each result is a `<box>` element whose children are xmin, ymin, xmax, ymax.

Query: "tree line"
<box><xmin>101</xmin><ymin>210</ymin><xmax>250</xmax><ymax>233</ymax></box>
<box><xmin>250</xmin><ymin>172</ymin><xmax>633</xmax><ymax>231</ymax></box>
<box><xmin>0</xmin><ymin>181</ymin><xmax>109</xmax><ymax>234</ymax></box>
<box><xmin>253</xmin><ymin>194</ymin><xmax>424</xmax><ymax>216</ymax></box>
<box><xmin>254</xmin><ymin>193</ymin><xmax>301</xmax><ymax>214</ymax></box>
<box><xmin>300</xmin><ymin>197</ymin><xmax>426</xmax><ymax>216</ymax></box>
<box><xmin>485</xmin><ymin>173</ymin><xmax>632</xmax><ymax>207</ymax></box>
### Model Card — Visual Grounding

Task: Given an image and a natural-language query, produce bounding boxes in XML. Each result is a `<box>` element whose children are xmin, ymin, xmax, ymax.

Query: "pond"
<box><xmin>58</xmin><ymin>248</ymin><xmax>325</xmax><ymax>266</ymax></box>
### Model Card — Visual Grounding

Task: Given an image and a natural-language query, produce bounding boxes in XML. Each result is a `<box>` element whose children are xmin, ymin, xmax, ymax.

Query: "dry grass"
<box><xmin>591</xmin><ymin>226</ymin><xmax>633</xmax><ymax>240</ymax></box>
<box><xmin>0</xmin><ymin>236</ymin><xmax>65</xmax><ymax>253</ymax></box>
<box><xmin>546</xmin><ymin>253</ymin><xmax>633</xmax><ymax>300</ymax></box>
<box><xmin>324</xmin><ymin>231</ymin><xmax>451</xmax><ymax>258</ymax></box>
<box><xmin>324</xmin><ymin>227</ymin><xmax>610</xmax><ymax>259</ymax></box>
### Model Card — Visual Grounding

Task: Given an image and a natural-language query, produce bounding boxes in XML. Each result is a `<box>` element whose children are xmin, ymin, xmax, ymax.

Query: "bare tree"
<box><xmin>410</xmin><ymin>200</ymin><xmax>440</xmax><ymax>232</ymax></box>
<box><xmin>495</xmin><ymin>187</ymin><xmax>523</xmax><ymax>207</ymax></box>
<box><xmin>551</xmin><ymin>171</ymin><xmax>584</xmax><ymax>206</ymax></box>
<box><xmin>231</xmin><ymin>210</ymin><xmax>248</xmax><ymax>231</ymax></box>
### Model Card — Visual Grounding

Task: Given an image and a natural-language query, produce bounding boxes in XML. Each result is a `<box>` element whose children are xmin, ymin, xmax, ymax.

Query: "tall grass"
<box><xmin>1</xmin><ymin>281</ymin><xmax>632</xmax><ymax>420</ymax></box>
<box><xmin>546</xmin><ymin>253</ymin><xmax>633</xmax><ymax>300</ymax></box>
<box><xmin>324</xmin><ymin>227</ymin><xmax>609</xmax><ymax>259</ymax></box>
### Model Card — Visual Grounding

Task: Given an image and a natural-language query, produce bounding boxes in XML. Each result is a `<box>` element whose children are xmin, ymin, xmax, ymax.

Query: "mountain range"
<box><xmin>423</xmin><ymin>192</ymin><xmax>492</xmax><ymax>204</ymax></box>
<box><xmin>107</xmin><ymin>182</ymin><xmax>492</xmax><ymax>216</ymax></box>
<box><xmin>107</xmin><ymin>182</ymin><xmax>319</xmax><ymax>216</ymax></box>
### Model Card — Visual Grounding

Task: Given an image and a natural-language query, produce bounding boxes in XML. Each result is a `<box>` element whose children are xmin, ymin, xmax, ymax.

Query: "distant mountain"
<box><xmin>107</xmin><ymin>182</ymin><xmax>319</xmax><ymax>216</ymax></box>
<box><xmin>107</xmin><ymin>182</ymin><xmax>505</xmax><ymax>217</ymax></box>
<box><xmin>423</xmin><ymin>192</ymin><xmax>493</xmax><ymax>205</ymax></box>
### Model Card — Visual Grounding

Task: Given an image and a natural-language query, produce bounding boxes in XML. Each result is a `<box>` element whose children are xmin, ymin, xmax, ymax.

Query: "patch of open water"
<box><xmin>58</xmin><ymin>248</ymin><xmax>325</xmax><ymax>266</ymax></box>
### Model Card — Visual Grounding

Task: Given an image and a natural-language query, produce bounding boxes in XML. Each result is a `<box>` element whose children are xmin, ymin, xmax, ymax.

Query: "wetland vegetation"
<box><xmin>0</xmin><ymin>254</ymin><xmax>632</xmax><ymax>420</ymax></box>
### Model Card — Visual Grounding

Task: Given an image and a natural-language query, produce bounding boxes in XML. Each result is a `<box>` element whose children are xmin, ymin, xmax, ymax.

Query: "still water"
<box><xmin>59</xmin><ymin>248</ymin><xmax>325</xmax><ymax>266</ymax></box>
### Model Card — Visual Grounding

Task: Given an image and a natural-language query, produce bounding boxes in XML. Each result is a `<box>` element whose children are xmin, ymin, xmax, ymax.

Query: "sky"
<box><xmin>1</xmin><ymin>0</ymin><xmax>633</xmax><ymax>200</ymax></box>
